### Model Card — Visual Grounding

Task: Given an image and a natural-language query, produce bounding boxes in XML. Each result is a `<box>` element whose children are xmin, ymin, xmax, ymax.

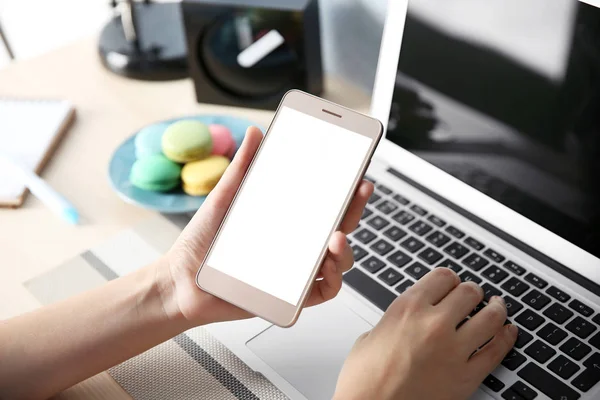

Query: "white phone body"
<box><xmin>196</xmin><ymin>90</ymin><xmax>383</xmax><ymax>327</ymax></box>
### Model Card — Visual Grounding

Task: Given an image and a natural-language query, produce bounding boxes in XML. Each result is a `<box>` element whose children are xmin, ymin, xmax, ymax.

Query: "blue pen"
<box><xmin>1</xmin><ymin>154</ymin><xmax>80</xmax><ymax>225</ymax></box>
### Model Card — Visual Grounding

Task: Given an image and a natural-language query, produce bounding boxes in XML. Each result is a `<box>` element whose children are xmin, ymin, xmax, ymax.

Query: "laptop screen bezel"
<box><xmin>370</xmin><ymin>0</ymin><xmax>600</xmax><ymax>284</ymax></box>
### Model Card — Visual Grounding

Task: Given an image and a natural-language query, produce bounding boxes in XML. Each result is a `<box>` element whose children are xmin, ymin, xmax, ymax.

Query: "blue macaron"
<box><xmin>135</xmin><ymin>122</ymin><xmax>170</xmax><ymax>159</ymax></box>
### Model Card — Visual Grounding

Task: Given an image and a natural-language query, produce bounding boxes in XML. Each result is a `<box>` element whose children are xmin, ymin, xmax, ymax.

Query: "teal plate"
<box><xmin>109</xmin><ymin>115</ymin><xmax>263</xmax><ymax>214</ymax></box>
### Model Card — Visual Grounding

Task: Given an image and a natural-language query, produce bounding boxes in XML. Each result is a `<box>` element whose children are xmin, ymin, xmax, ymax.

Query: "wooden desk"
<box><xmin>0</xmin><ymin>37</ymin><xmax>370</xmax><ymax>399</ymax></box>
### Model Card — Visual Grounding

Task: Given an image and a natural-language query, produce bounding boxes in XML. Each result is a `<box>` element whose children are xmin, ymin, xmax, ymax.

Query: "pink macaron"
<box><xmin>209</xmin><ymin>124</ymin><xmax>236</xmax><ymax>158</ymax></box>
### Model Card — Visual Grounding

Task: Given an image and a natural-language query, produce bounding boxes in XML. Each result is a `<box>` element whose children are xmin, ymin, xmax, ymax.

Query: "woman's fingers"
<box><xmin>306</xmin><ymin>232</ymin><xmax>351</xmax><ymax>307</ymax></box>
<box><xmin>202</xmin><ymin>126</ymin><xmax>263</xmax><ymax>217</ymax></box>
<box><xmin>410</xmin><ymin>268</ymin><xmax>461</xmax><ymax>305</ymax></box>
<box><xmin>436</xmin><ymin>282</ymin><xmax>484</xmax><ymax>326</ymax></box>
<box><xmin>458</xmin><ymin>296</ymin><xmax>508</xmax><ymax>352</ymax></box>
<box><xmin>306</xmin><ymin>257</ymin><xmax>343</xmax><ymax>307</ymax></box>
<box><xmin>339</xmin><ymin>181</ymin><xmax>374</xmax><ymax>234</ymax></box>
<box><xmin>467</xmin><ymin>324</ymin><xmax>518</xmax><ymax>380</ymax></box>
<box><xmin>328</xmin><ymin>232</ymin><xmax>354</xmax><ymax>273</ymax></box>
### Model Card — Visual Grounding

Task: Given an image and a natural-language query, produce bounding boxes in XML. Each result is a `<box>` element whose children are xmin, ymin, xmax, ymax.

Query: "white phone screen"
<box><xmin>206</xmin><ymin>106</ymin><xmax>373</xmax><ymax>306</ymax></box>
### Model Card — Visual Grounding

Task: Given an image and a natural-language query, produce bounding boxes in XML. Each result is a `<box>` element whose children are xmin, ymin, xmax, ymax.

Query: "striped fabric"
<box><xmin>24</xmin><ymin>215</ymin><xmax>287</xmax><ymax>400</ymax></box>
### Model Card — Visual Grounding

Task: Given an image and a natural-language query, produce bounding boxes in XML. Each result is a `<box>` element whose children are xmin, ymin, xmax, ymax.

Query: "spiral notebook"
<box><xmin>0</xmin><ymin>98</ymin><xmax>76</xmax><ymax>208</ymax></box>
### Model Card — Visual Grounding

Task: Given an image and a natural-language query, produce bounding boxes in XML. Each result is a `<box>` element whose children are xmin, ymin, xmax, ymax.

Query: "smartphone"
<box><xmin>196</xmin><ymin>90</ymin><xmax>383</xmax><ymax>327</ymax></box>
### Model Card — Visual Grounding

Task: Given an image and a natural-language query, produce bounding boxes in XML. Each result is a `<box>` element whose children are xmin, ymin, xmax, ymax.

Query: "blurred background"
<box><xmin>0</xmin><ymin>0</ymin><xmax>388</xmax><ymax>94</ymax></box>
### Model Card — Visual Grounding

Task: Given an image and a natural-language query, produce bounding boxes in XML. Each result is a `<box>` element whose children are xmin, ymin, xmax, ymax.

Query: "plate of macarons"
<box><xmin>109</xmin><ymin>115</ymin><xmax>263</xmax><ymax>214</ymax></box>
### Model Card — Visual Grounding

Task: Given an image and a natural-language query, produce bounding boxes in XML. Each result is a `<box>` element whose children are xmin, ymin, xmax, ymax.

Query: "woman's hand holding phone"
<box><xmin>159</xmin><ymin>127</ymin><xmax>374</xmax><ymax>327</ymax></box>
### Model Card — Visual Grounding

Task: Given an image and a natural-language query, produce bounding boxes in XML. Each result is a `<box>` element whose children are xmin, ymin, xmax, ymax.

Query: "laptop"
<box><xmin>205</xmin><ymin>0</ymin><xmax>600</xmax><ymax>399</ymax></box>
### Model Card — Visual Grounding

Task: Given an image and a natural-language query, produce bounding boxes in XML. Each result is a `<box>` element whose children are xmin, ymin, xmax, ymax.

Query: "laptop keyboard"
<box><xmin>343</xmin><ymin>176</ymin><xmax>600</xmax><ymax>399</ymax></box>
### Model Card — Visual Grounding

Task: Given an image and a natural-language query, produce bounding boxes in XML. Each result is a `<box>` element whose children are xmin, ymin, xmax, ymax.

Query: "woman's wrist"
<box><xmin>147</xmin><ymin>256</ymin><xmax>196</xmax><ymax>330</ymax></box>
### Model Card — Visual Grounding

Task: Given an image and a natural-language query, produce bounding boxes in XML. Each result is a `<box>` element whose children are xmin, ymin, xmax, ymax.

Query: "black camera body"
<box><xmin>181</xmin><ymin>0</ymin><xmax>323</xmax><ymax>110</ymax></box>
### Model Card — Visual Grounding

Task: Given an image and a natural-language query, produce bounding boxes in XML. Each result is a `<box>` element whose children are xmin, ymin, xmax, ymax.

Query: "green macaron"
<box><xmin>162</xmin><ymin>120</ymin><xmax>213</xmax><ymax>163</ymax></box>
<box><xmin>130</xmin><ymin>154</ymin><xmax>182</xmax><ymax>192</ymax></box>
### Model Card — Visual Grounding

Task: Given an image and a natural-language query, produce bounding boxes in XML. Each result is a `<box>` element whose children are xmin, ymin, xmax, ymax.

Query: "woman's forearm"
<box><xmin>0</xmin><ymin>257</ymin><xmax>191</xmax><ymax>400</ymax></box>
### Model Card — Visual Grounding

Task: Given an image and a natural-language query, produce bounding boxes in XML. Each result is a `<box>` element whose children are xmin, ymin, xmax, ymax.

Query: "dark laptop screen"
<box><xmin>387</xmin><ymin>0</ymin><xmax>600</xmax><ymax>259</ymax></box>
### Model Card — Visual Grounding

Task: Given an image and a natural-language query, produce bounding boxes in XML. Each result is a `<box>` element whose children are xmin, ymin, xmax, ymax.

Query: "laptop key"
<box><xmin>509</xmin><ymin>381</ymin><xmax>537</xmax><ymax>400</ymax></box>
<box><xmin>515</xmin><ymin>329</ymin><xmax>534</xmax><ymax>348</ymax></box>
<box><xmin>367</xmin><ymin>193</ymin><xmax>381</xmax><ymax>204</ymax></box>
<box><xmin>572</xmin><ymin>366</ymin><xmax>600</xmax><ymax>392</ymax></box>
<box><xmin>560</xmin><ymin>337</ymin><xmax>591</xmax><ymax>361</ymax></box>
<box><xmin>583</xmin><ymin>353</ymin><xmax>600</xmax><ymax>369</ymax></box>
<box><xmin>483</xmin><ymin>248</ymin><xmax>506</xmax><ymax>263</ymax></box>
<box><xmin>573</xmin><ymin>353</ymin><xmax>600</xmax><ymax>391</ymax></box>
<box><xmin>370</xmin><ymin>239</ymin><xmax>394</xmax><ymax>256</ymax></box>
<box><xmin>504</xmin><ymin>260</ymin><xmax>526</xmax><ymax>276</ymax></box>
<box><xmin>392</xmin><ymin>193</ymin><xmax>410</xmax><ymax>205</ymax></box>
<box><xmin>405</xmin><ymin>262</ymin><xmax>430</xmax><ymax>280</ymax></box>
<box><xmin>445</xmin><ymin>225</ymin><xmax>465</xmax><ymax>239</ymax></box>
<box><xmin>351</xmin><ymin>245</ymin><xmax>368</xmax><ymax>261</ymax></box>
<box><xmin>543</xmin><ymin>303</ymin><xmax>573</xmax><ymax>325</ymax></box>
<box><xmin>464</xmin><ymin>236</ymin><xmax>485</xmax><ymax>251</ymax></box>
<box><xmin>593</xmin><ymin>314</ymin><xmax>600</xmax><ymax>325</ymax></box>
<box><xmin>522</xmin><ymin>290</ymin><xmax>551</xmax><ymax>311</ymax></box>
<box><xmin>367</xmin><ymin>216</ymin><xmax>390</xmax><ymax>231</ymax></box>
<box><xmin>409</xmin><ymin>221</ymin><xmax>433</xmax><ymax>236</ymax></box>
<box><xmin>392</xmin><ymin>210</ymin><xmax>416</xmax><ymax>225</ymax></box>
<box><xmin>400</xmin><ymin>237</ymin><xmax>425</xmax><ymax>253</ymax></box>
<box><xmin>436</xmin><ymin>259</ymin><xmax>462</xmax><ymax>273</ymax></box>
<box><xmin>481</xmin><ymin>283</ymin><xmax>502</xmax><ymax>302</ymax></box>
<box><xmin>383</xmin><ymin>226</ymin><xmax>407</xmax><ymax>241</ymax></box>
<box><xmin>548</xmin><ymin>355</ymin><xmax>580</xmax><ymax>379</ymax></box>
<box><xmin>590</xmin><ymin>332</ymin><xmax>600</xmax><ymax>350</ymax></box>
<box><xmin>501</xmin><ymin>277</ymin><xmax>530</xmax><ymax>297</ymax></box>
<box><xmin>343</xmin><ymin>269</ymin><xmax>397</xmax><ymax>312</ymax></box>
<box><xmin>504</xmin><ymin>296</ymin><xmax>524</xmax><ymax>317</ymax></box>
<box><xmin>537</xmin><ymin>322</ymin><xmax>567</xmax><ymax>345</ymax></box>
<box><xmin>546</xmin><ymin>286</ymin><xmax>571</xmax><ymax>303</ymax></box>
<box><xmin>460</xmin><ymin>271</ymin><xmax>482</xmax><ymax>284</ymax></box>
<box><xmin>583</xmin><ymin>352</ymin><xmax>600</xmax><ymax>370</ymax></box>
<box><xmin>482</xmin><ymin>265</ymin><xmax>509</xmax><ymax>283</ymax></box>
<box><xmin>376</xmin><ymin>200</ymin><xmax>398</xmax><ymax>215</ymax></box>
<box><xmin>355</xmin><ymin>228</ymin><xmax>377</xmax><ymax>244</ymax></box>
<box><xmin>525</xmin><ymin>340</ymin><xmax>556</xmax><ymax>363</ymax></box>
<box><xmin>378</xmin><ymin>268</ymin><xmax>404</xmax><ymax>286</ymax></box>
<box><xmin>418</xmin><ymin>247</ymin><xmax>443</xmax><ymax>265</ymax></box>
<box><xmin>502</xmin><ymin>349</ymin><xmax>527</xmax><ymax>370</ymax></box>
<box><xmin>566</xmin><ymin>316</ymin><xmax>597</xmax><ymax>339</ymax></box>
<box><xmin>386</xmin><ymin>250</ymin><xmax>412</xmax><ymax>269</ymax></box>
<box><xmin>426</xmin><ymin>231</ymin><xmax>451</xmax><ymax>248</ymax></box>
<box><xmin>396</xmin><ymin>280</ymin><xmax>414</xmax><ymax>294</ymax></box>
<box><xmin>361</xmin><ymin>256</ymin><xmax>386</xmax><ymax>274</ymax></box>
<box><xmin>482</xmin><ymin>375</ymin><xmax>505</xmax><ymax>392</ymax></box>
<box><xmin>462</xmin><ymin>253</ymin><xmax>489</xmax><ymax>271</ymax></box>
<box><xmin>427</xmin><ymin>214</ymin><xmax>446</xmax><ymax>227</ymax></box>
<box><xmin>568</xmin><ymin>299</ymin><xmax>595</xmax><ymax>318</ymax></box>
<box><xmin>445</xmin><ymin>242</ymin><xmax>469</xmax><ymax>259</ymax></box>
<box><xmin>376</xmin><ymin>184</ymin><xmax>392</xmax><ymax>195</ymax></box>
<box><xmin>410</xmin><ymin>204</ymin><xmax>428</xmax><ymax>216</ymax></box>
<box><xmin>515</xmin><ymin>309</ymin><xmax>545</xmax><ymax>331</ymax></box>
<box><xmin>517</xmin><ymin>362</ymin><xmax>580</xmax><ymax>400</ymax></box>
<box><xmin>500</xmin><ymin>390</ymin><xmax>523</xmax><ymax>400</ymax></box>
<box><xmin>524</xmin><ymin>273</ymin><xmax>547</xmax><ymax>289</ymax></box>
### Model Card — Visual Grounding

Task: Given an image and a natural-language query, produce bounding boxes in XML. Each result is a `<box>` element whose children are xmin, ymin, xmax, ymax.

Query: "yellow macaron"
<box><xmin>181</xmin><ymin>156</ymin><xmax>230</xmax><ymax>196</ymax></box>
